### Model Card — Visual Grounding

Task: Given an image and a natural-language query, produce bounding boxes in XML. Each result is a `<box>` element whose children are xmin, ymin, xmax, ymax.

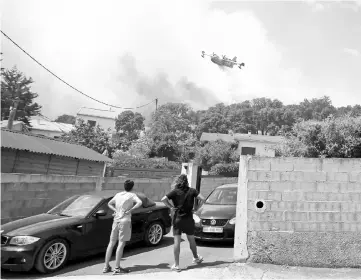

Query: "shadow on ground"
<box><xmin>1</xmin><ymin>237</ymin><xmax>176</xmax><ymax>279</ymax></box>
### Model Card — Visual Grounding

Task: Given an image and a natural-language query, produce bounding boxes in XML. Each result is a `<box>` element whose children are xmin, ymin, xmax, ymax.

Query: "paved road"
<box><xmin>1</xmin><ymin>235</ymin><xmax>234</xmax><ymax>279</ymax></box>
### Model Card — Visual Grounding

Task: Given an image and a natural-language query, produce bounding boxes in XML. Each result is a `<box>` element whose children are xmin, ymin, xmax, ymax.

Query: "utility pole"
<box><xmin>155</xmin><ymin>98</ymin><xmax>158</xmax><ymax>111</ymax></box>
<box><xmin>7</xmin><ymin>99</ymin><xmax>20</xmax><ymax>130</ymax></box>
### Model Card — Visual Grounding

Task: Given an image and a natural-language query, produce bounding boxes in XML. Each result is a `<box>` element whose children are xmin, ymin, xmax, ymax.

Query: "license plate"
<box><xmin>202</xmin><ymin>226</ymin><xmax>223</xmax><ymax>233</ymax></box>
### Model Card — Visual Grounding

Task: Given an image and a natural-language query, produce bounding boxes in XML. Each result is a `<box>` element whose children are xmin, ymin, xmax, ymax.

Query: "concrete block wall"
<box><xmin>1</xmin><ymin>172</ymin><xmax>236</xmax><ymax>224</ymax></box>
<box><xmin>242</xmin><ymin>157</ymin><xmax>361</xmax><ymax>268</ymax></box>
<box><xmin>1</xmin><ymin>173</ymin><xmax>100</xmax><ymax>224</ymax></box>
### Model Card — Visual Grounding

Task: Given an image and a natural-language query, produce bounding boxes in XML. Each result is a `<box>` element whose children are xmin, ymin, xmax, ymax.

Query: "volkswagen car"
<box><xmin>1</xmin><ymin>191</ymin><xmax>172</xmax><ymax>274</ymax></box>
<box><xmin>193</xmin><ymin>184</ymin><xmax>237</xmax><ymax>241</ymax></box>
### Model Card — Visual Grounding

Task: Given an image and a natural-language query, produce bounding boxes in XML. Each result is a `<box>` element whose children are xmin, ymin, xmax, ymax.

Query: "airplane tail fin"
<box><xmin>232</xmin><ymin>56</ymin><xmax>237</xmax><ymax>62</ymax></box>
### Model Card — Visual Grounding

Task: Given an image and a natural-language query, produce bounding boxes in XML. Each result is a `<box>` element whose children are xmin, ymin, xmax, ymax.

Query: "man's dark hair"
<box><xmin>124</xmin><ymin>180</ymin><xmax>134</xmax><ymax>192</ymax></box>
<box><xmin>174</xmin><ymin>174</ymin><xmax>189</xmax><ymax>192</ymax></box>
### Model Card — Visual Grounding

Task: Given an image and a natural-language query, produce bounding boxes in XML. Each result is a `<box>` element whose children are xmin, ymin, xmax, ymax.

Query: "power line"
<box><xmin>1</xmin><ymin>30</ymin><xmax>157</xmax><ymax>110</ymax></box>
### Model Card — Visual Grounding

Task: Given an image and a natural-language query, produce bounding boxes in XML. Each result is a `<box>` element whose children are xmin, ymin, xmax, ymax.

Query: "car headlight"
<box><xmin>193</xmin><ymin>214</ymin><xmax>201</xmax><ymax>223</ymax></box>
<box><xmin>229</xmin><ymin>217</ymin><xmax>236</xmax><ymax>225</ymax></box>
<box><xmin>9</xmin><ymin>236</ymin><xmax>40</xmax><ymax>246</ymax></box>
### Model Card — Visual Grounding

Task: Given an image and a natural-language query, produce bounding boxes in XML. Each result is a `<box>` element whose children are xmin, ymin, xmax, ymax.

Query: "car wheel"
<box><xmin>145</xmin><ymin>222</ymin><xmax>163</xmax><ymax>246</ymax></box>
<box><xmin>34</xmin><ymin>238</ymin><xmax>69</xmax><ymax>274</ymax></box>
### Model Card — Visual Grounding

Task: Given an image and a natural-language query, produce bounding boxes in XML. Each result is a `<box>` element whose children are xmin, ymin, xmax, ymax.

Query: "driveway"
<box><xmin>1</xmin><ymin>236</ymin><xmax>234</xmax><ymax>279</ymax></box>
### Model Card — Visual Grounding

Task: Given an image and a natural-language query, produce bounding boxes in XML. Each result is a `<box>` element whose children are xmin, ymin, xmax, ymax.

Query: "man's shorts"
<box><xmin>173</xmin><ymin>216</ymin><xmax>195</xmax><ymax>236</ymax></box>
<box><xmin>110</xmin><ymin>221</ymin><xmax>132</xmax><ymax>242</ymax></box>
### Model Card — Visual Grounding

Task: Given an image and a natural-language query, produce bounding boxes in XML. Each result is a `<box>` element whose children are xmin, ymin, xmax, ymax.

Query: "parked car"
<box><xmin>1</xmin><ymin>190</ymin><xmax>172</xmax><ymax>274</ymax></box>
<box><xmin>193</xmin><ymin>184</ymin><xmax>237</xmax><ymax>241</ymax></box>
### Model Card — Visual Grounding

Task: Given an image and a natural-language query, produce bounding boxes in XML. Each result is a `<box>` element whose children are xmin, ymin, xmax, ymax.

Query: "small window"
<box><xmin>88</xmin><ymin>120</ymin><xmax>96</xmax><ymax>127</ymax></box>
<box><xmin>241</xmin><ymin>147</ymin><xmax>256</xmax><ymax>155</ymax></box>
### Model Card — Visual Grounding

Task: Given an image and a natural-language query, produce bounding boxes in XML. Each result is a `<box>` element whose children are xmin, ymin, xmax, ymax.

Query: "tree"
<box><xmin>196</xmin><ymin>103</ymin><xmax>231</xmax><ymax>136</ymax></box>
<box><xmin>54</xmin><ymin>114</ymin><xmax>76</xmax><ymax>124</ymax></box>
<box><xmin>115</xmin><ymin>110</ymin><xmax>145</xmax><ymax>141</ymax></box>
<box><xmin>1</xmin><ymin>66</ymin><xmax>42</xmax><ymax>126</ymax></box>
<box><xmin>193</xmin><ymin>139</ymin><xmax>239</xmax><ymax>171</ymax></box>
<box><xmin>60</xmin><ymin>119</ymin><xmax>117</xmax><ymax>157</ymax></box>
<box><xmin>276</xmin><ymin>116</ymin><xmax>361</xmax><ymax>158</ymax></box>
<box><xmin>150</xmin><ymin>103</ymin><xmax>192</xmax><ymax>135</ymax></box>
<box><xmin>298</xmin><ymin>96</ymin><xmax>336</xmax><ymax>121</ymax></box>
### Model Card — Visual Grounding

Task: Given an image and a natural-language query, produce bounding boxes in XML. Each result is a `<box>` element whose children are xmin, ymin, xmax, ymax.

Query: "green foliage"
<box><xmin>54</xmin><ymin>114</ymin><xmax>76</xmax><ymax>124</ymax></box>
<box><xmin>209</xmin><ymin>162</ymin><xmax>239</xmax><ymax>176</ymax></box>
<box><xmin>111</xmin><ymin>150</ymin><xmax>181</xmax><ymax>169</ymax></box>
<box><xmin>193</xmin><ymin>140</ymin><xmax>239</xmax><ymax>171</ymax></box>
<box><xmin>1</xmin><ymin>66</ymin><xmax>42</xmax><ymax>126</ymax></box>
<box><xmin>60</xmin><ymin>119</ymin><xmax>118</xmax><ymax>157</ymax></box>
<box><xmin>276</xmin><ymin>116</ymin><xmax>361</xmax><ymax>158</ymax></box>
<box><xmin>115</xmin><ymin>110</ymin><xmax>145</xmax><ymax>141</ymax></box>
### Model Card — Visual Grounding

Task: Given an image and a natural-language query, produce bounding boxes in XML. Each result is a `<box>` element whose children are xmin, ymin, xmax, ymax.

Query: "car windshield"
<box><xmin>47</xmin><ymin>195</ymin><xmax>102</xmax><ymax>217</ymax></box>
<box><xmin>205</xmin><ymin>188</ymin><xmax>237</xmax><ymax>205</ymax></box>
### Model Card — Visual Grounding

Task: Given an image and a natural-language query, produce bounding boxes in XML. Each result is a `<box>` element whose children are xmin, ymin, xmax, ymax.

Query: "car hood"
<box><xmin>1</xmin><ymin>213</ymin><xmax>82</xmax><ymax>237</ymax></box>
<box><xmin>195</xmin><ymin>204</ymin><xmax>236</xmax><ymax>219</ymax></box>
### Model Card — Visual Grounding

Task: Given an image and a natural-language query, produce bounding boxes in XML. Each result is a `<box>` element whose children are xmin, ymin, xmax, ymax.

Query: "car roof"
<box><xmin>216</xmin><ymin>184</ymin><xmax>238</xmax><ymax>189</ymax></box>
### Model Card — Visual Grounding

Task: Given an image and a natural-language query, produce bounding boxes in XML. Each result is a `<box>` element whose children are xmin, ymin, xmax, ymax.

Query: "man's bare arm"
<box><xmin>161</xmin><ymin>196</ymin><xmax>174</xmax><ymax>209</ymax></box>
<box><xmin>108</xmin><ymin>199</ymin><xmax>116</xmax><ymax>213</ymax></box>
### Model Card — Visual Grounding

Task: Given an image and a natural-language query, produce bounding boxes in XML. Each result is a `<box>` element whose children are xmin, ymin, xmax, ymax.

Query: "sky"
<box><xmin>1</xmin><ymin>0</ymin><xmax>361</xmax><ymax>121</ymax></box>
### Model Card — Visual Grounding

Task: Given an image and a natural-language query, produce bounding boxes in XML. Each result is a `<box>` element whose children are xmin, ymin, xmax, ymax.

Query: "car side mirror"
<box><xmin>94</xmin><ymin>209</ymin><xmax>107</xmax><ymax>217</ymax></box>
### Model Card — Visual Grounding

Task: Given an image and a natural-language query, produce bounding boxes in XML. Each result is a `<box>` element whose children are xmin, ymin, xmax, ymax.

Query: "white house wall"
<box><xmin>237</xmin><ymin>141</ymin><xmax>276</xmax><ymax>157</ymax></box>
<box><xmin>77</xmin><ymin>115</ymin><xmax>115</xmax><ymax>132</ymax></box>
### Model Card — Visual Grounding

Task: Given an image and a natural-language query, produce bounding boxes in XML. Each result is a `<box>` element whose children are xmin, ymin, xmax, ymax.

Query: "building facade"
<box><xmin>76</xmin><ymin>107</ymin><xmax>118</xmax><ymax>132</ymax></box>
<box><xmin>200</xmin><ymin>132</ymin><xmax>283</xmax><ymax>157</ymax></box>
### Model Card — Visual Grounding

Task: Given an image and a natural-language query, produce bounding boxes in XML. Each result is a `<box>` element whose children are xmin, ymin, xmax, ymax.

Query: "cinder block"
<box><xmin>270</xmin><ymin>158</ymin><xmax>293</xmax><ymax>172</ymax></box>
<box><xmin>318</xmin><ymin>223</ymin><xmax>342</xmax><ymax>232</ymax></box>
<box><xmin>293</xmin><ymin>158</ymin><xmax>321</xmax><ymax>172</ymax></box>
<box><xmin>280</xmin><ymin>171</ymin><xmax>303</xmax><ymax>181</ymax></box>
<box><xmin>327</xmin><ymin>172</ymin><xmax>349</xmax><ymax>182</ymax></box>
<box><xmin>248</xmin><ymin>191</ymin><xmax>281</xmax><ymax>201</ymax></box>
<box><xmin>248</xmin><ymin>221</ymin><xmax>271</xmax><ymax>231</ymax></box>
<box><xmin>247</xmin><ymin>171</ymin><xmax>258</xmax><ymax>181</ymax></box>
<box><xmin>339</xmin><ymin>182</ymin><xmax>361</xmax><ymax>193</ymax></box>
<box><xmin>27</xmin><ymin>183</ymin><xmax>47</xmax><ymax>191</ymax></box>
<box><xmin>338</xmin><ymin>159</ymin><xmax>361</xmax><ymax>172</ymax></box>
<box><xmin>304</xmin><ymin>192</ymin><xmax>328</xmax><ymax>201</ymax></box>
<box><xmin>65</xmin><ymin>183</ymin><xmax>80</xmax><ymax>190</ymax></box>
<box><xmin>349</xmin><ymin>172</ymin><xmax>361</xmax><ymax>183</ymax></box>
<box><xmin>341</xmin><ymin>202</ymin><xmax>361</xmax><ymax>212</ymax></box>
<box><xmin>293</xmin><ymin>222</ymin><xmax>319</xmax><ymax>232</ymax></box>
<box><xmin>316</xmin><ymin>182</ymin><xmax>340</xmax><ymax>193</ymax></box>
<box><xmin>80</xmin><ymin>183</ymin><xmax>96</xmax><ymax>190</ymax></box>
<box><xmin>285</xmin><ymin>211</ymin><xmax>308</xmax><ymax>221</ymax></box>
<box><xmin>5</xmin><ymin>182</ymin><xmax>28</xmax><ymax>192</ymax></box>
<box><xmin>309</xmin><ymin>212</ymin><xmax>342</xmax><ymax>222</ymax></box>
<box><xmin>321</xmin><ymin>159</ymin><xmax>340</xmax><ymax>172</ymax></box>
<box><xmin>293</xmin><ymin>182</ymin><xmax>317</xmax><ymax>192</ymax></box>
<box><xmin>248</xmin><ymin>182</ymin><xmax>270</xmax><ymax>191</ymax></box>
<box><xmin>314</xmin><ymin>202</ymin><xmax>341</xmax><ymax>212</ymax></box>
<box><xmin>24</xmin><ymin>199</ymin><xmax>46</xmax><ymax>208</ymax></box>
<box><xmin>249</xmin><ymin>158</ymin><xmax>271</xmax><ymax>171</ymax></box>
<box><xmin>47</xmin><ymin>183</ymin><xmax>66</xmax><ymax>191</ymax></box>
<box><xmin>269</xmin><ymin>201</ymin><xmax>294</xmax><ymax>211</ymax></box>
<box><xmin>249</xmin><ymin>211</ymin><xmax>284</xmax><ymax>222</ymax></box>
<box><xmin>341</xmin><ymin>223</ymin><xmax>359</xmax><ymax>232</ymax></box>
<box><xmin>282</xmin><ymin>192</ymin><xmax>305</xmax><ymax>201</ymax></box>
<box><xmin>256</xmin><ymin>171</ymin><xmax>281</xmax><ymax>182</ymax></box>
<box><xmin>269</xmin><ymin>182</ymin><xmax>292</xmax><ymax>192</ymax></box>
<box><xmin>327</xmin><ymin>193</ymin><xmax>354</xmax><ymax>202</ymax></box>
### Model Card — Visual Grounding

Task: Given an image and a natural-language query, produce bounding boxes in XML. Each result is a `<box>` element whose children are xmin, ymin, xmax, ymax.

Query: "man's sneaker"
<box><xmin>102</xmin><ymin>265</ymin><xmax>112</xmax><ymax>273</ymax></box>
<box><xmin>192</xmin><ymin>255</ymin><xmax>203</xmax><ymax>264</ymax></box>
<box><xmin>170</xmin><ymin>264</ymin><xmax>181</xmax><ymax>272</ymax></box>
<box><xmin>113</xmin><ymin>267</ymin><xmax>130</xmax><ymax>275</ymax></box>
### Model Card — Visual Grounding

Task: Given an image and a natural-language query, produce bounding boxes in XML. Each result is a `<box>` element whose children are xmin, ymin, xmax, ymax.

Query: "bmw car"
<box><xmin>1</xmin><ymin>191</ymin><xmax>172</xmax><ymax>274</ymax></box>
<box><xmin>193</xmin><ymin>184</ymin><xmax>237</xmax><ymax>241</ymax></box>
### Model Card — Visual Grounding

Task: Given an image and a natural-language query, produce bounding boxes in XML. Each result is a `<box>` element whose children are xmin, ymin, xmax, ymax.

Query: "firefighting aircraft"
<box><xmin>201</xmin><ymin>51</ymin><xmax>245</xmax><ymax>70</ymax></box>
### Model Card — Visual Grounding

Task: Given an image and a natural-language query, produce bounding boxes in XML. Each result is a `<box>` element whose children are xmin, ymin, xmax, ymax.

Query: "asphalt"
<box><xmin>48</xmin><ymin>263</ymin><xmax>361</xmax><ymax>280</ymax></box>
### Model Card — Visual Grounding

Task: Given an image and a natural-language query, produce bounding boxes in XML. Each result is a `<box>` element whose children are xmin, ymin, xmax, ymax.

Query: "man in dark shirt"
<box><xmin>161</xmin><ymin>174</ymin><xmax>205</xmax><ymax>272</ymax></box>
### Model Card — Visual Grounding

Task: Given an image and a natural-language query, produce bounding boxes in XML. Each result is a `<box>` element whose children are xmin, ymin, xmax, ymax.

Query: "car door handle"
<box><xmin>76</xmin><ymin>225</ymin><xmax>83</xmax><ymax>229</ymax></box>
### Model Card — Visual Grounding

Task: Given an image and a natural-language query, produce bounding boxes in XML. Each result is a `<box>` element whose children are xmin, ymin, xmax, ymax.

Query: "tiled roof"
<box><xmin>1</xmin><ymin>129</ymin><xmax>112</xmax><ymax>162</ymax></box>
<box><xmin>200</xmin><ymin>132</ymin><xmax>283</xmax><ymax>144</ymax></box>
<box><xmin>77</xmin><ymin>107</ymin><xmax>119</xmax><ymax>120</ymax></box>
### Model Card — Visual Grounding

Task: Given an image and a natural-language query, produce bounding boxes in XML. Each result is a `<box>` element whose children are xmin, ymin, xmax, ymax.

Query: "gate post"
<box><xmin>234</xmin><ymin>155</ymin><xmax>250</xmax><ymax>262</ymax></box>
<box><xmin>181</xmin><ymin>163</ymin><xmax>202</xmax><ymax>208</ymax></box>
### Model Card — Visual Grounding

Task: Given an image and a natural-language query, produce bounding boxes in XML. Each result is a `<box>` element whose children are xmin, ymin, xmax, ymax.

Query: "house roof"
<box><xmin>77</xmin><ymin>107</ymin><xmax>118</xmax><ymax>120</ymax></box>
<box><xmin>1</xmin><ymin>129</ymin><xmax>112</xmax><ymax>162</ymax></box>
<box><xmin>200</xmin><ymin>132</ymin><xmax>283</xmax><ymax>144</ymax></box>
<box><xmin>29</xmin><ymin>119</ymin><xmax>74</xmax><ymax>133</ymax></box>
<box><xmin>0</xmin><ymin>120</ymin><xmax>26</xmax><ymax>128</ymax></box>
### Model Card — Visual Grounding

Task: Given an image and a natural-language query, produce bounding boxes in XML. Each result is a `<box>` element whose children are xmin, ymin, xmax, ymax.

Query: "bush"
<box><xmin>209</xmin><ymin>162</ymin><xmax>239</xmax><ymax>176</ymax></box>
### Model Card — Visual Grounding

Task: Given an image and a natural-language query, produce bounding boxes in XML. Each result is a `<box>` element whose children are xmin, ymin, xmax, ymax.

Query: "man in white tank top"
<box><xmin>103</xmin><ymin>180</ymin><xmax>142</xmax><ymax>275</ymax></box>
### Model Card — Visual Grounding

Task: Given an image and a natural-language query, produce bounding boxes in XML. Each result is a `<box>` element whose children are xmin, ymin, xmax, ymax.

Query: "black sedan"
<box><xmin>193</xmin><ymin>184</ymin><xmax>237</xmax><ymax>241</ymax></box>
<box><xmin>1</xmin><ymin>190</ymin><xmax>172</xmax><ymax>274</ymax></box>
